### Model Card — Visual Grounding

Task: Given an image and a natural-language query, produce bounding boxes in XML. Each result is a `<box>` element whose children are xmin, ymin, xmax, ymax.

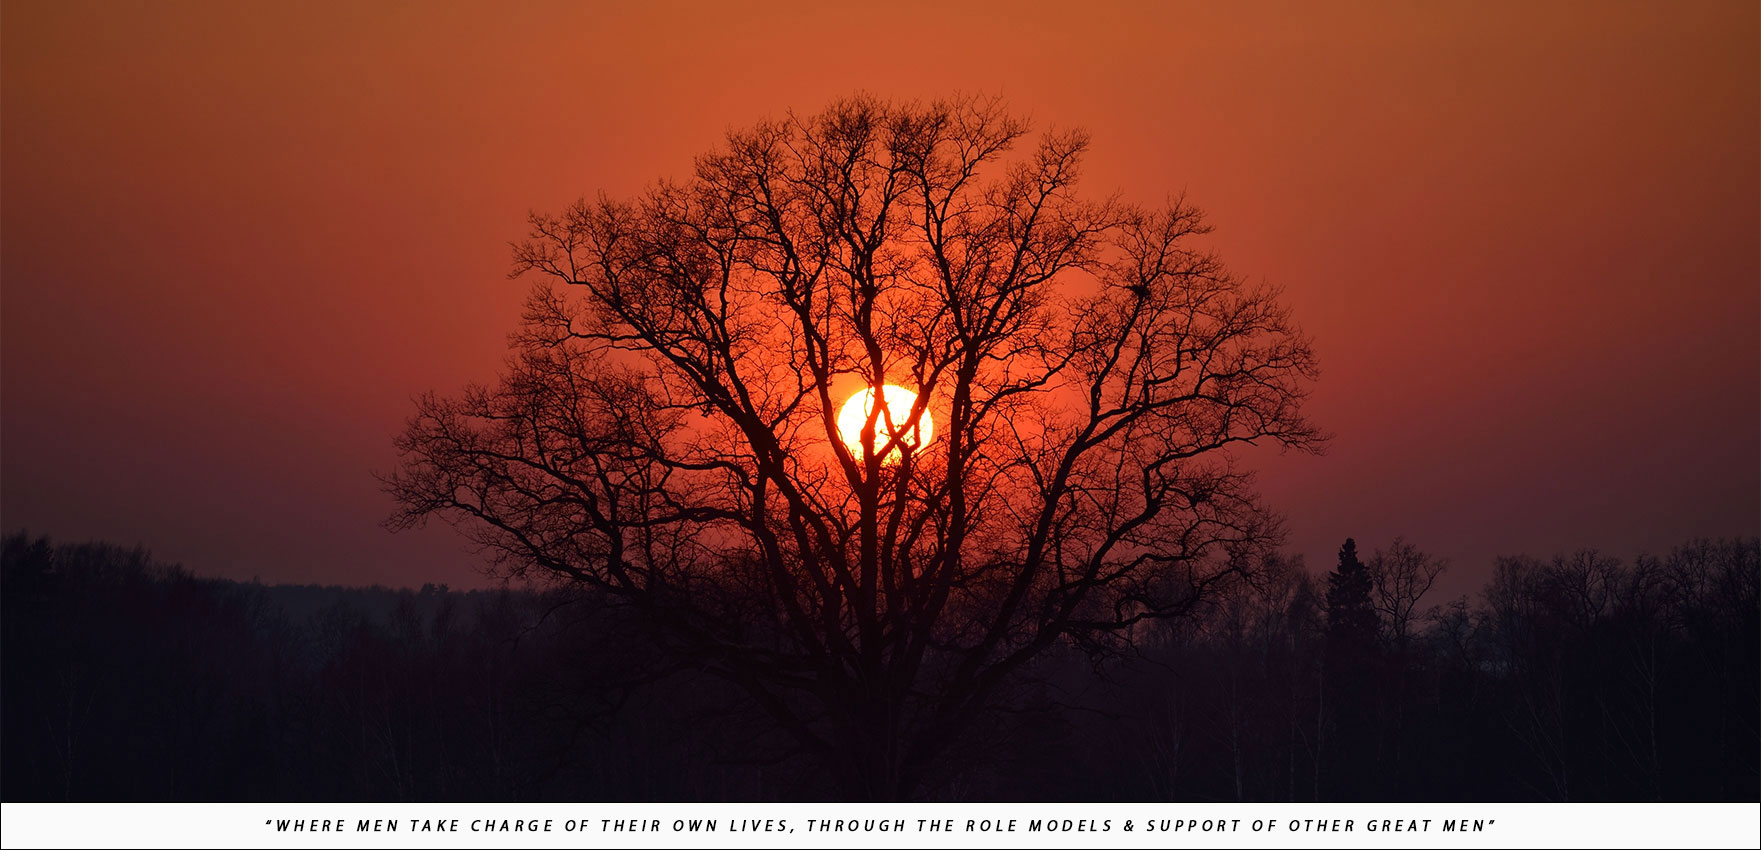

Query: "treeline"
<box><xmin>1</xmin><ymin>532</ymin><xmax>1754</xmax><ymax>801</ymax></box>
<box><xmin>1025</xmin><ymin>538</ymin><xmax>1760</xmax><ymax>802</ymax></box>
<box><xmin>0</xmin><ymin>534</ymin><xmax>780</xmax><ymax>801</ymax></box>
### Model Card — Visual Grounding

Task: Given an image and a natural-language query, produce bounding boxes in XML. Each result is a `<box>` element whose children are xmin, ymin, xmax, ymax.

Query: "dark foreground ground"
<box><xmin>3</xmin><ymin>532</ymin><xmax>1755</xmax><ymax>802</ymax></box>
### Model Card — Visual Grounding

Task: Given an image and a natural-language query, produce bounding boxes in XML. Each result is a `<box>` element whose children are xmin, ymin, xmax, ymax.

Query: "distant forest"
<box><xmin>2</xmin><ymin>531</ymin><xmax>1755</xmax><ymax>802</ymax></box>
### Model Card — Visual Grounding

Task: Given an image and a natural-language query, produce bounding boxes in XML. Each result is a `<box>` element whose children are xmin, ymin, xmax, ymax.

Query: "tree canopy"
<box><xmin>385</xmin><ymin>93</ymin><xmax>1324</xmax><ymax>799</ymax></box>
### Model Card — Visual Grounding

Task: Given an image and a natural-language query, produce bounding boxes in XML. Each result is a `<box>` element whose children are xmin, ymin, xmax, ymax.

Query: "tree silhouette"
<box><xmin>1368</xmin><ymin>537</ymin><xmax>1447</xmax><ymax>653</ymax></box>
<box><xmin>1320</xmin><ymin>537</ymin><xmax>1378</xmax><ymax>797</ymax></box>
<box><xmin>1364</xmin><ymin>537</ymin><xmax>1446</xmax><ymax>790</ymax></box>
<box><xmin>384</xmin><ymin>93</ymin><xmax>1324</xmax><ymax>799</ymax></box>
<box><xmin>1325</xmin><ymin>539</ymin><xmax>1377</xmax><ymax>661</ymax></box>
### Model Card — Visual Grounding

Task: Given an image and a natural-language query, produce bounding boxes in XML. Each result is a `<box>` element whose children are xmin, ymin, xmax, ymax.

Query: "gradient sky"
<box><xmin>4</xmin><ymin>0</ymin><xmax>1756</xmax><ymax>596</ymax></box>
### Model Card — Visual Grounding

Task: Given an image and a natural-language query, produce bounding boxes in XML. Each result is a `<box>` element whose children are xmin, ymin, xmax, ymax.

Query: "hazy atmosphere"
<box><xmin>5</xmin><ymin>0</ymin><xmax>1757</xmax><ymax>595</ymax></box>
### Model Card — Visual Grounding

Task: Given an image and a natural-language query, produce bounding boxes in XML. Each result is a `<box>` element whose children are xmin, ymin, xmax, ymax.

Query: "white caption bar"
<box><xmin>2</xmin><ymin>802</ymin><xmax>1757</xmax><ymax>849</ymax></box>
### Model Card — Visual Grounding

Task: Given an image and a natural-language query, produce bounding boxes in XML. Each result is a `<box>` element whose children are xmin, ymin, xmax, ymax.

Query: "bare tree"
<box><xmin>384</xmin><ymin>93</ymin><xmax>1323</xmax><ymax>799</ymax></box>
<box><xmin>1369</xmin><ymin>537</ymin><xmax>1447</xmax><ymax>651</ymax></box>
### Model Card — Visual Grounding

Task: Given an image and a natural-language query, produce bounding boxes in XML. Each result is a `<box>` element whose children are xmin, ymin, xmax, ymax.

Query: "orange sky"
<box><xmin>4</xmin><ymin>0</ymin><xmax>1756</xmax><ymax>593</ymax></box>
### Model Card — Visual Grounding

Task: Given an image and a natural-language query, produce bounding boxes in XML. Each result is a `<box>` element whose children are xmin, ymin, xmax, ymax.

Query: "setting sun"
<box><xmin>836</xmin><ymin>385</ymin><xmax>932</xmax><ymax>462</ymax></box>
